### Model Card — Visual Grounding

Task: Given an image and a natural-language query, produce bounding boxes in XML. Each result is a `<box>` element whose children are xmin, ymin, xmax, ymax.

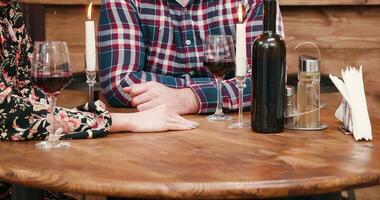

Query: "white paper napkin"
<box><xmin>329</xmin><ymin>66</ymin><xmax>372</xmax><ymax>141</ymax></box>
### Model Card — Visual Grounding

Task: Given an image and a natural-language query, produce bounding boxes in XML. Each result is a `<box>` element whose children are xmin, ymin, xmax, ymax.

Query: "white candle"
<box><xmin>235</xmin><ymin>3</ymin><xmax>247</xmax><ymax>77</ymax></box>
<box><xmin>86</xmin><ymin>2</ymin><xmax>96</xmax><ymax>71</ymax></box>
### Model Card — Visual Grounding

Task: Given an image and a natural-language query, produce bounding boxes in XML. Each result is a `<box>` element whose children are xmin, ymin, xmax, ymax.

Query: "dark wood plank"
<box><xmin>22</xmin><ymin>5</ymin><xmax>45</xmax><ymax>42</ymax></box>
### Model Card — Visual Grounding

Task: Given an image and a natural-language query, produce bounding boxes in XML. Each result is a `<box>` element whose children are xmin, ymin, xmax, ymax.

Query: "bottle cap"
<box><xmin>299</xmin><ymin>55</ymin><xmax>320</xmax><ymax>72</ymax></box>
<box><xmin>286</xmin><ymin>85</ymin><xmax>295</xmax><ymax>97</ymax></box>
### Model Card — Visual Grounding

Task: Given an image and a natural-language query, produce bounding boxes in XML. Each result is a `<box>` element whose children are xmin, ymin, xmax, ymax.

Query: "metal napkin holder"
<box><xmin>339</xmin><ymin>99</ymin><xmax>353</xmax><ymax>134</ymax></box>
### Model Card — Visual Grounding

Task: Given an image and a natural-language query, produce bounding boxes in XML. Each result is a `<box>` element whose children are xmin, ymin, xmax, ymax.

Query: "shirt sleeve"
<box><xmin>98</xmin><ymin>0</ymin><xmax>283</xmax><ymax>114</ymax></box>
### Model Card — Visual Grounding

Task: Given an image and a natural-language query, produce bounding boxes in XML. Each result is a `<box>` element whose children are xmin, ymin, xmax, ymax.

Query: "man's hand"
<box><xmin>123</xmin><ymin>81</ymin><xmax>199</xmax><ymax>115</ymax></box>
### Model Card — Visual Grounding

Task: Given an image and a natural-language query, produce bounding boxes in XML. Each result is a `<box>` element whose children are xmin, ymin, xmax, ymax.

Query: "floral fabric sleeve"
<box><xmin>0</xmin><ymin>90</ymin><xmax>112</xmax><ymax>141</ymax></box>
<box><xmin>0</xmin><ymin>0</ymin><xmax>112</xmax><ymax>141</ymax></box>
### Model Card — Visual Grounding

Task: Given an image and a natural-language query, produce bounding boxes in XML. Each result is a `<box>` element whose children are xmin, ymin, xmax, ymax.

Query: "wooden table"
<box><xmin>0</xmin><ymin>98</ymin><xmax>379</xmax><ymax>199</ymax></box>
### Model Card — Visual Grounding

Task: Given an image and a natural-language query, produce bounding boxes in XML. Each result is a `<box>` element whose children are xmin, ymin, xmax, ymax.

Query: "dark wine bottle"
<box><xmin>251</xmin><ymin>0</ymin><xmax>286</xmax><ymax>133</ymax></box>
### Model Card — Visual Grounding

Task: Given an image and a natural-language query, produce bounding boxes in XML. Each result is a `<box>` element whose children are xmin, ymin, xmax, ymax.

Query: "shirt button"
<box><xmin>184</xmin><ymin>8</ymin><xmax>189</xmax><ymax>13</ymax></box>
<box><xmin>186</xmin><ymin>40</ymin><xmax>192</xmax><ymax>45</ymax></box>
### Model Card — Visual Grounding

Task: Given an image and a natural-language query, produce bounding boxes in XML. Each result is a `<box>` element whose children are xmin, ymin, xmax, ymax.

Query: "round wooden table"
<box><xmin>0</xmin><ymin>107</ymin><xmax>379</xmax><ymax>199</ymax></box>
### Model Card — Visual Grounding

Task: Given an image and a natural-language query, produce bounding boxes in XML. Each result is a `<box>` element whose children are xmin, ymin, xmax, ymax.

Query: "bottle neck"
<box><xmin>263</xmin><ymin>0</ymin><xmax>277</xmax><ymax>34</ymax></box>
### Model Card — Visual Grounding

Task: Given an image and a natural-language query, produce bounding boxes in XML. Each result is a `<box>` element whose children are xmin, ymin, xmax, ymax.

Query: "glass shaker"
<box><xmin>285</xmin><ymin>85</ymin><xmax>296</xmax><ymax>128</ymax></box>
<box><xmin>296</xmin><ymin>55</ymin><xmax>320</xmax><ymax>129</ymax></box>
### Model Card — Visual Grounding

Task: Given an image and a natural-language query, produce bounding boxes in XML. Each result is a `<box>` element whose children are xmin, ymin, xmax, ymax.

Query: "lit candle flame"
<box><xmin>238</xmin><ymin>3</ymin><xmax>245</xmax><ymax>23</ymax></box>
<box><xmin>87</xmin><ymin>2</ymin><xmax>93</xmax><ymax>21</ymax></box>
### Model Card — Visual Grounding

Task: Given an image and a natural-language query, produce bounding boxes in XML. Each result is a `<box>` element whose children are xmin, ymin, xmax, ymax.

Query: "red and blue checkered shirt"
<box><xmin>98</xmin><ymin>0</ymin><xmax>283</xmax><ymax>113</ymax></box>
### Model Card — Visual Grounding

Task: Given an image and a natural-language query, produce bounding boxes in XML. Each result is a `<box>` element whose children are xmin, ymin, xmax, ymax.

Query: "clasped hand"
<box><xmin>123</xmin><ymin>81</ymin><xmax>199</xmax><ymax>115</ymax></box>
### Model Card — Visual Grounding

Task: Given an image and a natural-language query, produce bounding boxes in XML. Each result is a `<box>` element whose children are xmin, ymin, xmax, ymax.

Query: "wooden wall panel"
<box><xmin>45</xmin><ymin>5</ymin><xmax>100</xmax><ymax>73</ymax></box>
<box><xmin>283</xmin><ymin>6</ymin><xmax>380</xmax><ymax>49</ymax></box>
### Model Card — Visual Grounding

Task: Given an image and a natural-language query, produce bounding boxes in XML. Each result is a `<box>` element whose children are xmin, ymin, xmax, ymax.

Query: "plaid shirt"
<box><xmin>98</xmin><ymin>0</ymin><xmax>283</xmax><ymax>113</ymax></box>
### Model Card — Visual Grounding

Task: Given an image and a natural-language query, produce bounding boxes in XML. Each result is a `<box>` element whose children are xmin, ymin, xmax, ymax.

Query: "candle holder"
<box><xmin>86</xmin><ymin>70</ymin><xmax>96</xmax><ymax>104</ymax></box>
<box><xmin>228</xmin><ymin>76</ymin><xmax>250</xmax><ymax>129</ymax></box>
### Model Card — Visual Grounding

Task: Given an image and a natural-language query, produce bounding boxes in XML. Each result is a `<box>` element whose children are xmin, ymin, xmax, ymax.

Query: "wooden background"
<box><xmin>19</xmin><ymin>0</ymin><xmax>380</xmax><ymax>118</ymax></box>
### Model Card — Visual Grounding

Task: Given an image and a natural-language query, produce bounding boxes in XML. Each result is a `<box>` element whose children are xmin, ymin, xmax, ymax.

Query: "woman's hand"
<box><xmin>110</xmin><ymin>105</ymin><xmax>199</xmax><ymax>133</ymax></box>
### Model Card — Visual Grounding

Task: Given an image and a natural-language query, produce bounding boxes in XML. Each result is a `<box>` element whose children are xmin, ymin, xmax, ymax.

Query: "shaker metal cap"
<box><xmin>299</xmin><ymin>55</ymin><xmax>320</xmax><ymax>72</ymax></box>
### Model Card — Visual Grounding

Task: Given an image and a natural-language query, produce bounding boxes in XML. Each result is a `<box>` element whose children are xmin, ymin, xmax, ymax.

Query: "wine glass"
<box><xmin>31</xmin><ymin>41</ymin><xmax>72</xmax><ymax>150</ymax></box>
<box><xmin>203</xmin><ymin>35</ymin><xmax>235</xmax><ymax>121</ymax></box>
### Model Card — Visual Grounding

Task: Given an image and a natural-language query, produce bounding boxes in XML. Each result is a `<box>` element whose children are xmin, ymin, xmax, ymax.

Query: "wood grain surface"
<box><xmin>0</xmin><ymin>94</ymin><xmax>379</xmax><ymax>199</ymax></box>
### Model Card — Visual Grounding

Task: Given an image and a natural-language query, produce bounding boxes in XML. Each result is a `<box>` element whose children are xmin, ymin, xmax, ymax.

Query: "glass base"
<box><xmin>228</xmin><ymin>122</ymin><xmax>251</xmax><ymax>129</ymax></box>
<box><xmin>207</xmin><ymin>113</ymin><xmax>232</xmax><ymax>121</ymax></box>
<box><xmin>35</xmin><ymin>141</ymin><xmax>71</xmax><ymax>150</ymax></box>
<box><xmin>285</xmin><ymin>123</ymin><xmax>328</xmax><ymax>131</ymax></box>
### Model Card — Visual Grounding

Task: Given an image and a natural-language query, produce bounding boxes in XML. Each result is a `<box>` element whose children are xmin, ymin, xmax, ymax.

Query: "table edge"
<box><xmin>1</xmin><ymin>166</ymin><xmax>379</xmax><ymax>199</ymax></box>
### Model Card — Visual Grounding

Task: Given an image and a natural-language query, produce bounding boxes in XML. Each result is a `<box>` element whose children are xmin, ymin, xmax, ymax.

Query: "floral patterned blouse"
<box><xmin>0</xmin><ymin>0</ymin><xmax>112</xmax><ymax>141</ymax></box>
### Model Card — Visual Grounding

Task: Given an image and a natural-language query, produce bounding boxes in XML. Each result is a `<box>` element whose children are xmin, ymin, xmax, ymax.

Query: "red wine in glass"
<box><xmin>32</xmin><ymin>72</ymin><xmax>72</xmax><ymax>95</ymax></box>
<box><xmin>204</xmin><ymin>60</ymin><xmax>235</xmax><ymax>78</ymax></box>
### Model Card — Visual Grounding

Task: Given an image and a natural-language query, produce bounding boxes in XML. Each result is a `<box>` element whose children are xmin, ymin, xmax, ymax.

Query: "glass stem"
<box><xmin>88</xmin><ymin>83</ymin><xmax>94</xmax><ymax>104</ymax></box>
<box><xmin>215</xmin><ymin>77</ymin><xmax>224</xmax><ymax>116</ymax></box>
<box><xmin>238</xmin><ymin>86</ymin><xmax>244</xmax><ymax>124</ymax></box>
<box><xmin>86</xmin><ymin>70</ymin><xmax>97</xmax><ymax>104</ymax></box>
<box><xmin>49</xmin><ymin>94</ymin><xmax>58</xmax><ymax>143</ymax></box>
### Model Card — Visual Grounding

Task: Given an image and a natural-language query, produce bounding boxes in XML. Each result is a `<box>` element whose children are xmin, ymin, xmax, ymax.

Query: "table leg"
<box><xmin>343</xmin><ymin>190</ymin><xmax>356</xmax><ymax>200</ymax></box>
<box><xmin>11</xmin><ymin>185</ymin><xmax>43</xmax><ymax>200</ymax></box>
<box><xmin>311</xmin><ymin>192</ymin><xmax>342</xmax><ymax>200</ymax></box>
<box><xmin>268</xmin><ymin>192</ymin><xmax>342</xmax><ymax>200</ymax></box>
<box><xmin>107</xmin><ymin>192</ymin><xmax>344</xmax><ymax>200</ymax></box>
